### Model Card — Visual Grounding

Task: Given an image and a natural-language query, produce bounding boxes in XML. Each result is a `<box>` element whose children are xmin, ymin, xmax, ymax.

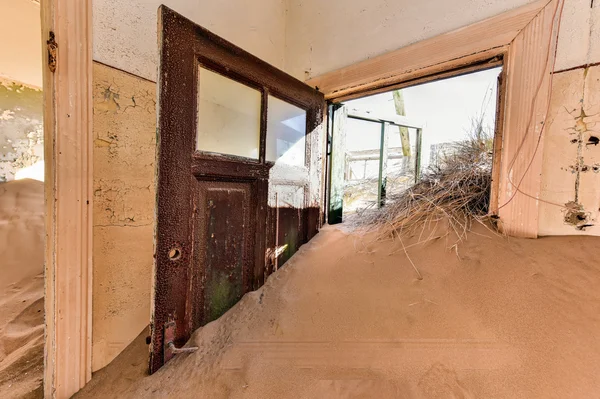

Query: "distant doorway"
<box><xmin>327</xmin><ymin>66</ymin><xmax>503</xmax><ymax>224</ymax></box>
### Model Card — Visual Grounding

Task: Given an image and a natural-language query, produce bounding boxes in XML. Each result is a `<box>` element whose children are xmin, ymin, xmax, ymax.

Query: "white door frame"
<box><xmin>41</xmin><ymin>0</ymin><xmax>93</xmax><ymax>397</ymax></box>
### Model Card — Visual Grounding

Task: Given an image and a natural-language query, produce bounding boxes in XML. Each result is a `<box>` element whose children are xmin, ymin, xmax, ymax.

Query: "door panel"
<box><xmin>328</xmin><ymin>105</ymin><xmax>347</xmax><ymax>224</ymax></box>
<box><xmin>191</xmin><ymin>180</ymin><xmax>255</xmax><ymax>327</ymax></box>
<box><xmin>151</xmin><ymin>6</ymin><xmax>325</xmax><ymax>374</ymax></box>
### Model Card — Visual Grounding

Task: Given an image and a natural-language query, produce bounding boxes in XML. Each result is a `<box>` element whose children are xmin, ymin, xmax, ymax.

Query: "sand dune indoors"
<box><xmin>0</xmin><ymin>179</ymin><xmax>44</xmax><ymax>399</ymax></box>
<box><xmin>76</xmin><ymin>223</ymin><xmax>600</xmax><ymax>399</ymax></box>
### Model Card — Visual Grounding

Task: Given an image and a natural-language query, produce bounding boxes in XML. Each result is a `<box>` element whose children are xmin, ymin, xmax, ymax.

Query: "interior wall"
<box><xmin>538</xmin><ymin>0</ymin><xmax>600</xmax><ymax>236</ymax></box>
<box><xmin>554</xmin><ymin>0</ymin><xmax>600</xmax><ymax>71</ymax></box>
<box><xmin>284</xmin><ymin>0</ymin><xmax>536</xmax><ymax>80</ymax></box>
<box><xmin>92</xmin><ymin>62</ymin><xmax>156</xmax><ymax>371</ymax></box>
<box><xmin>539</xmin><ymin>66</ymin><xmax>600</xmax><ymax>235</ymax></box>
<box><xmin>93</xmin><ymin>0</ymin><xmax>286</xmax><ymax>82</ymax></box>
<box><xmin>0</xmin><ymin>78</ymin><xmax>43</xmax><ymax>182</ymax></box>
<box><xmin>0</xmin><ymin>0</ymin><xmax>42</xmax><ymax>88</ymax></box>
<box><xmin>0</xmin><ymin>0</ymin><xmax>43</xmax><ymax>182</ymax></box>
<box><xmin>283</xmin><ymin>0</ymin><xmax>597</xmax><ymax>80</ymax></box>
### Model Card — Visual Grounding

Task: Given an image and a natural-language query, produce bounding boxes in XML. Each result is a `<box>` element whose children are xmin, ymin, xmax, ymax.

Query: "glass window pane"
<box><xmin>343</xmin><ymin>118</ymin><xmax>382</xmax><ymax>215</ymax></box>
<box><xmin>196</xmin><ymin>66</ymin><xmax>261</xmax><ymax>159</ymax></box>
<box><xmin>266</xmin><ymin>96</ymin><xmax>306</xmax><ymax>166</ymax></box>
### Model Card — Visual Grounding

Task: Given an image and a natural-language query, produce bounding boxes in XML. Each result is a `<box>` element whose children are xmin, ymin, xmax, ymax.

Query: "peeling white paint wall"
<box><xmin>92</xmin><ymin>62</ymin><xmax>157</xmax><ymax>371</ymax></box>
<box><xmin>284</xmin><ymin>0</ymin><xmax>537</xmax><ymax>80</ymax></box>
<box><xmin>0</xmin><ymin>0</ymin><xmax>42</xmax><ymax>88</ymax></box>
<box><xmin>538</xmin><ymin>0</ymin><xmax>600</xmax><ymax>236</ymax></box>
<box><xmin>0</xmin><ymin>0</ymin><xmax>43</xmax><ymax>182</ymax></box>
<box><xmin>93</xmin><ymin>0</ymin><xmax>287</xmax><ymax>82</ymax></box>
<box><xmin>555</xmin><ymin>0</ymin><xmax>600</xmax><ymax>71</ymax></box>
<box><xmin>539</xmin><ymin>66</ymin><xmax>600</xmax><ymax>236</ymax></box>
<box><xmin>0</xmin><ymin>78</ymin><xmax>43</xmax><ymax>182</ymax></box>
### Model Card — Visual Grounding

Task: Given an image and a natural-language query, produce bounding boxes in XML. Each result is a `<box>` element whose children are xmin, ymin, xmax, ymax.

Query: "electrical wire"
<box><xmin>495</xmin><ymin>0</ymin><xmax>567</xmax><ymax>212</ymax></box>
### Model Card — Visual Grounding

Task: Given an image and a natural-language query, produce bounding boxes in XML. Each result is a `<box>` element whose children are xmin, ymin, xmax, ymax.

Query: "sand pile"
<box><xmin>77</xmin><ymin>223</ymin><xmax>600</xmax><ymax>398</ymax></box>
<box><xmin>0</xmin><ymin>179</ymin><xmax>45</xmax><ymax>399</ymax></box>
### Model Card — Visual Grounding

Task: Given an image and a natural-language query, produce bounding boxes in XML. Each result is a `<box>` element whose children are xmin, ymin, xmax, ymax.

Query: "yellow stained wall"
<box><xmin>0</xmin><ymin>0</ymin><xmax>42</xmax><ymax>88</ymax></box>
<box><xmin>539</xmin><ymin>66</ymin><xmax>600</xmax><ymax>235</ymax></box>
<box><xmin>535</xmin><ymin>0</ymin><xmax>600</xmax><ymax>235</ymax></box>
<box><xmin>92</xmin><ymin>62</ymin><xmax>156</xmax><ymax>371</ymax></box>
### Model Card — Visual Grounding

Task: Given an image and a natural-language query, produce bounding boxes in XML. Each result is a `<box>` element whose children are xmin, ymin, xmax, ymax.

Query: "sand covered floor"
<box><xmin>77</xmin><ymin>223</ymin><xmax>600</xmax><ymax>399</ymax></box>
<box><xmin>0</xmin><ymin>179</ymin><xmax>45</xmax><ymax>399</ymax></box>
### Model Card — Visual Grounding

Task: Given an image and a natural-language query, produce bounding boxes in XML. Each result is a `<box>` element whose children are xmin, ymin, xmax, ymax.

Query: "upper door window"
<box><xmin>266</xmin><ymin>95</ymin><xmax>306</xmax><ymax>167</ymax></box>
<box><xmin>196</xmin><ymin>66</ymin><xmax>261</xmax><ymax>159</ymax></box>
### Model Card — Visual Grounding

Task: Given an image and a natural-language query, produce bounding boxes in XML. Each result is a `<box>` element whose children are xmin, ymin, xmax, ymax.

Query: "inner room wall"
<box><xmin>91</xmin><ymin>0</ymin><xmax>288</xmax><ymax>371</ymax></box>
<box><xmin>283</xmin><ymin>0</ymin><xmax>536</xmax><ymax>80</ymax></box>
<box><xmin>0</xmin><ymin>0</ymin><xmax>43</xmax><ymax>182</ymax></box>
<box><xmin>93</xmin><ymin>0</ymin><xmax>286</xmax><ymax>82</ymax></box>
<box><xmin>538</xmin><ymin>0</ymin><xmax>600</xmax><ymax>236</ymax></box>
<box><xmin>0</xmin><ymin>78</ymin><xmax>43</xmax><ymax>182</ymax></box>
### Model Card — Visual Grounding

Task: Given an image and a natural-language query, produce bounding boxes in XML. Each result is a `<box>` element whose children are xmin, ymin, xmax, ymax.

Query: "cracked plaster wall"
<box><xmin>92</xmin><ymin>62</ymin><xmax>156</xmax><ymax>371</ymax></box>
<box><xmin>539</xmin><ymin>65</ymin><xmax>600</xmax><ymax>235</ymax></box>
<box><xmin>284</xmin><ymin>0</ymin><xmax>537</xmax><ymax>80</ymax></box>
<box><xmin>0</xmin><ymin>0</ymin><xmax>43</xmax><ymax>182</ymax></box>
<box><xmin>93</xmin><ymin>0</ymin><xmax>286</xmax><ymax>82</ymax></box>
<box><xmin>0</xmin><ymin>78</ymin><xmax>43</xmax><ymax>182</ymax></box>
<box><xmin>538</xmin><ymin>0</ymin><xmax>600</xmax><ymax>235</ymax></box>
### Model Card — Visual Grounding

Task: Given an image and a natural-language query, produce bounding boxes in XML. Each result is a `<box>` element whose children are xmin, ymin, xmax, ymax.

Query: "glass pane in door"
<box><xmin>266</xmin><ymin>95</ymin><xmax>306</xmax><ymax>166</ymax></box>
<box><xmin>196</xmin><ymin>66</ymin><xmax>261</xmax><ymax>159</ymax></box>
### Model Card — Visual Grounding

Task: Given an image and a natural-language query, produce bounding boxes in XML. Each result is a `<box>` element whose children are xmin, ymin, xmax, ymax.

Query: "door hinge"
<box><xmin>163</xmin><ymin>320</ymin><xmax>198</xmax><ymax>364</ymax></box>
<box><xmin>47</xmin><ymin>31</ymin><xmax>58</xmax><ymax>73</ymax></box>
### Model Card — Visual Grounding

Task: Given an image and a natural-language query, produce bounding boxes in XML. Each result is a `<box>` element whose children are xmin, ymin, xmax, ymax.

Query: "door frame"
<box><xmin>326</xmin><ymin>106</ymin><xmax>424</xmax><ymax>223</ymax></box>
<box><xmin>42</xmin><ymin>0</ymin><xmax>94</xmax><ymax>398</ymax></box>
<box><xmin>309</xmin><ymin>0</ymin><xmax>564</xmax><ymax>238</ymax></box>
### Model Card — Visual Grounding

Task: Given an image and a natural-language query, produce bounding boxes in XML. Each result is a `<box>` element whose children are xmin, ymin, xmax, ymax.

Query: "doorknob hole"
<box><xmin>168</xmin><ymin>248</ymin><xmax>182</xmax><ymax>261</ymax></box>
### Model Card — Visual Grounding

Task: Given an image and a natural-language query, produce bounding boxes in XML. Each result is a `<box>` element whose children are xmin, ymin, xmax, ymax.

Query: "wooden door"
<box><xmin>150</xmin><ymin>6</ymin><xmax>325</xmax><ymax>373</ymax></box>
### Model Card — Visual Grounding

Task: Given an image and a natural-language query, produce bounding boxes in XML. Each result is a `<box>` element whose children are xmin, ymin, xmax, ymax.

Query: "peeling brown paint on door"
<box><xmin>151</xmin><ymin>6</ymin><xmax>325</xmax><ymax>373</ymax></box>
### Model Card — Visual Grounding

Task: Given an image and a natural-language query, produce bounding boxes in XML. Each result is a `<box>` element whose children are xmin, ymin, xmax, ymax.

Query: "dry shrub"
<box><xmin>364</xmin><ymin>132</ymin><xmax>494</xmax><ymax>242</ymax></box>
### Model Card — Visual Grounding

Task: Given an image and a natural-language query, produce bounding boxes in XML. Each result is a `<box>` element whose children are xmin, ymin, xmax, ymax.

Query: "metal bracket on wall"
<box><xmin>47</xmin><ymin>31</ymin><xmax>58</xmax><ymax>73</ymax></box>
<box><xmin>163</xmin><ymin>320</ymin><xmax>198</xmax><ymax>364</ymax></box>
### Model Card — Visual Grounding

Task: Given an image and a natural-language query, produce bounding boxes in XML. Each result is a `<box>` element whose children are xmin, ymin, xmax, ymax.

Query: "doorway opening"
<box><xmin>327</xmin><ymin>65</ymin><xmax>503</xmax><ymax>225</ymax></box>
<box><xmin>0</xmin><ymin>0</ymin><xmax>45</xmax><ymax>397</ymax></box>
